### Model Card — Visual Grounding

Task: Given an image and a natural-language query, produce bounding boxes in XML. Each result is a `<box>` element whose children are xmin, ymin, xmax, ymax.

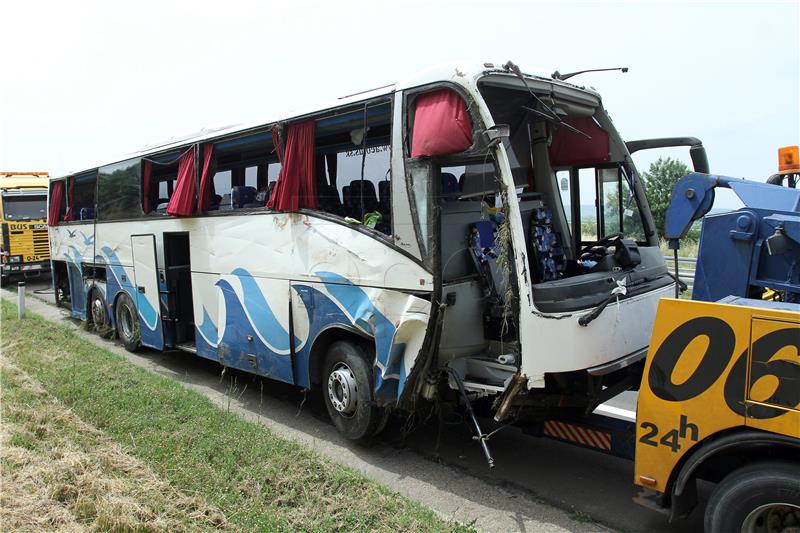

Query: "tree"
<box><xmin>641</xmin><ymin>157</ymin><xmax>692</xmax><ymax>238</ymax></box>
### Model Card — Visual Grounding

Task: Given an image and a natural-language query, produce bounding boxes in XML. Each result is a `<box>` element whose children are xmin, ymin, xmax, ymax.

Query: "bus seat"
<box><xmin>317</xmin><ymin>183</ymin><xmax>344</xmax><ymax>215</ymax></box>
<box><xmin>347</xmin><ymin>179</ymin><xmax>379</xmax><ymax>216</ymax></box>
<box><xmin>469</xmin><ymin>220</ymin><xmax>507</xmax><ymax>303</ymax></box>
<box><xmin>441</xmin><ymin>172</ymin><xmax>459</xmax><ymax>201</ymax></box>
<box><xmin>232</xmin><ymin>186</ymin><xmax>257</xmax><ymax>208</ymax></box>
<box><xmin>378</xmin><ymin>180</ymin><xmax>390</xmax><ymax>210</ymax></box>
<box><xmin>530</xmin><ymin>206</ymin><xmax>566</xmax><ymax>282</ymax></box>
<box><xmin>219</xmin><ymin>193</ymin><xmax>232</xmax><ymax>211</ymax></box>
<box><xmin>79</xmin><ymin>207</ymin><xmax>95</xmax><ymax>220</ymax></box>
<box><xmin>209</xmin><ymin>194</ymin><xmax>222</xmax><ymax>209</ymax></box>
<box><xmin>255</xmin><ymin>188</ymin><xmax>268</xmax><ymax>204</ymax></box>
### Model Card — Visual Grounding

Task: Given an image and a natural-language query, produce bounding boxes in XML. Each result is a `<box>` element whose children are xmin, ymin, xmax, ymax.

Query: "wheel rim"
<box><xmin>741</xmin><ymin>503</ymin><xmax>800</xmax><ymax>533</ymax></box>
<box><xmin>119</xmin><ymin>303</ymin><xmax>134</xmax><ymax>340</ymax></box>
<box><xmin>91</xmin><ymin>296</ymin><xmax>105</xmax><ymax>327</ymax></box>
<box><xmin>327</xmin><ymin>362</ymin><xmax>358</xmax><ymax>417</ymax></box>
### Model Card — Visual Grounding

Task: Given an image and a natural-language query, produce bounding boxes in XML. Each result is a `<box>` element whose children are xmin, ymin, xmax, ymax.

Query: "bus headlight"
<box><xmin>8</xmin><ymin>256</ymin><xmax>21</xmax><ymax>263</ymax></box>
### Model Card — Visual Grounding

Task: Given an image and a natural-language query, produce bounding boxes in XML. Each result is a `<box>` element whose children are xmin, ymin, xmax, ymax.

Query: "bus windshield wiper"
<box><xmin>503</xmin><ymin>60</ymin><xmax>590</xmax><ymax>139</ymax></box>
<box><xmin>521</xmin><ymin>106</ymin><xmax>591</xmax><ymax>139</ymax></box>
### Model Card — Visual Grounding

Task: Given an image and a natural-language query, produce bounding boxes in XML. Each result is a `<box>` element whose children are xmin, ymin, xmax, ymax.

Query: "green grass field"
<box><xmin>0</xmin><ymin>299</ymin><xmax>472</xmax><ymax>532</ymax></box>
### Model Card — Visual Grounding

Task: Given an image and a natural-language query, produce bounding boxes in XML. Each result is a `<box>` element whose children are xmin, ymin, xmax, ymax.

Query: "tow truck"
<box><xmin>521</xmin><ymin>146</ymin><xmax>800</xmax><ymax>532</ymax></box>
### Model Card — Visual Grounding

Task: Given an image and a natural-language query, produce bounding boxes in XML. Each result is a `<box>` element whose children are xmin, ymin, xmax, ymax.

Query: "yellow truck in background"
<box><xmin>0</xmin><ymin>172</ymin><xmax>51</xmax><ymax>285</ymax></box>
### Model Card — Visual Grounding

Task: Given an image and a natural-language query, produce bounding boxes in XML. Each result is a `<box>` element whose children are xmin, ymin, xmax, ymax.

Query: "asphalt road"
<box><xmin>11</xmin><ymin>276</ymin><xmax>707</xmax><ymax>532</ymax></box>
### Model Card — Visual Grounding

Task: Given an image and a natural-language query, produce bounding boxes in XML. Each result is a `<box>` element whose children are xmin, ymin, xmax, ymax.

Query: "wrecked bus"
<box><xmin>48</xmin><ymin>61</ymin><xmax>677</xmax><ymax>443</ymax></box>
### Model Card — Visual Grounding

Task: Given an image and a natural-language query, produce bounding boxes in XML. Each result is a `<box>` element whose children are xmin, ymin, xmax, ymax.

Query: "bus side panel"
<box><xmin>216</xmin><ymin>270</ymin><xmax>294</xmax><ymax>384</ymax></box>
<box><xmin>291</xmin><ymin>277</ymin><xmax>431</xmax><ymax>402</ymax></box>
<box><xmin>50</xmin><ymin>225</ymin><xmax>94</xmax><ymax>320</ymax></box>
<box><xmin>634</xmin><ymin>299</ymin><xmax>799</xmax><ymax>493</ymax></box>
<box><xmin>193</xmin><ymin>271</ymin><xmax>221</xmax><ymax>361</ymax></box>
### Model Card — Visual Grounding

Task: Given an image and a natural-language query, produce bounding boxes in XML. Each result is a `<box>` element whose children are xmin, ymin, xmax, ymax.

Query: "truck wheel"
<box><xmin>704</xmin><ymin>460</ymin><xmax>800</xmax><ymax>533</ymax></box>
<box><xmin>88</xmin><ymin>288</ymin><xmax>112</xmax><ymax>338</ymax></box>
<box><xmin>322</xmin><ymin>340</ymin><xmax>383</xmax><ymax>443</ymax></box>
<box><xmin>115</xmin><ymin>293</ymin><xmax>141</xmax><ymax>352</ymax></box>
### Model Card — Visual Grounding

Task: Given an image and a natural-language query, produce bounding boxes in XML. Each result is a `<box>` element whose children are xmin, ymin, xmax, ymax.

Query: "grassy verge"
<box><xmin>0</xmin><ymin>300</ymin><xmax>470</xmax><ymax>532</ymax></box>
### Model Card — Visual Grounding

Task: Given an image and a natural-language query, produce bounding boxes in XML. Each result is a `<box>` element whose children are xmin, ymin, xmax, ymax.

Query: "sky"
<box><xmin>1</xmin><ymin>0</ymin><xmax>798</xmax><ymax>208</ymax></box>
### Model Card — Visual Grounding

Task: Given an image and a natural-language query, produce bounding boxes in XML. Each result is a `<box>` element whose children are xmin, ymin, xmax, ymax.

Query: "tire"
<box><xmin>0</xmin><ymin>275</ymin><xmax>9</xmax><ymax>287</ymax></box>
<box><xmin>115</xmin><ymin>293</ymin><xmax>141</xmax><ymax>352</ymax></box>
<box><xmin>322</xmin><ymin>340</ymin><xmax>383</xmax><ymax>443</ymax></box>
<box><xmin>88</xmin><ymin>288</ymin><xmax>112</xmax><ymax>338</ymax></box>
<box><xmin>704</xmin><ymin>460</ymin><xmax>800</xmax><ymax>533</ymax></box>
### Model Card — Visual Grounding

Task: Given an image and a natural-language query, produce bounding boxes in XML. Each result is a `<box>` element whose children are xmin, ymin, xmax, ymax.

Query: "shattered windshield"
<box><xmin>478</xmin><ymin>82</ymin><xmax>647</xmax><ymax>256</ymax></box>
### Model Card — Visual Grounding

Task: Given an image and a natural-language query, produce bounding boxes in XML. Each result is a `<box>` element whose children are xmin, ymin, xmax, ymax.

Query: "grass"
<box><xmin>0</xmin><ymin>299</ymin><xmax>472</xmax><ymax>532</ymax></box>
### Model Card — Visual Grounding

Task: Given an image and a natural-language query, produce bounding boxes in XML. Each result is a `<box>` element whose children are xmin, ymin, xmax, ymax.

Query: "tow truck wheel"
<box><xmin>704</xmin><ymin>460</ymin><xmax>800</xmax><ymax>533</ymax></box>
<box><xmin>88</xmin><ymin>288</ymin><xmax>112</xmax><ymax>338</ymax></box>
<box><xmin>322</xmin><ymin>340</ymin><xmax>383</xmax><ymax>443</ymax></box>
<box><xmin>115</xmin><ymin>293</ymin><xmax>141</xmax><ymax>352</ymax></box>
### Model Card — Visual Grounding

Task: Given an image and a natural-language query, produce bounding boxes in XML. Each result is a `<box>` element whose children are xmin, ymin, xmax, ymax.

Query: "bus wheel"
<box><xmin>323</xmin><ymin>340</ymin><xmax>383</xmax><ymax>443</ymax></box>
<box><xmin>0</xmin><ymin>275</ymin><xmax>8</xmax><ymax>287</ymax></box>
<box><xmin>115</xmin><ymin>293</ymin><xmax>141</xmax><ymax>352</ymax></box>
<box><xmin>89</xmin><ymin>289</ymin><xmax>112</xmax><ymax>338</ymax></box>
<box><xmin>704</xmin><ymin>460</ymin><xmax>800</xmax><ymax>533</ymax></box>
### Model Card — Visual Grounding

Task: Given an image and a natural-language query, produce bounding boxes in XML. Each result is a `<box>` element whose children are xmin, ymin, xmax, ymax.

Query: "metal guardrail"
<box><xmin>664</xmin><ymin>256</ymin><xmax>696</xmax><ymax>292</ymax></box>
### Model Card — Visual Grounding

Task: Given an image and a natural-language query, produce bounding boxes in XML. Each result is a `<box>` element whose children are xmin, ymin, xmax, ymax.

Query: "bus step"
<box><xmin>176</xmin><ymin>342</ymin><xmax>197</xmax><ymax>354</ymax></box>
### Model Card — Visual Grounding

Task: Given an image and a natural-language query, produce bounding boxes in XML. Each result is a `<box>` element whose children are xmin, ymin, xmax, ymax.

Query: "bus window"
<box><xmin>97</xmin><ymin>158</ymin><xmax>142</xmax><ymax>221</ymax></box>
<box><xmin>68</xmin><ymin>171</ymin><xmax>97</xmax><ymax>222</ymax></box>
<box><xmin>314</xmin><ymin>100</ymin><xmax>392</xmax><ymax>235</ymax></box>
<box><xmin>206</xmin><ymin>129</ymin><xmax>277</xmax><ymax>211</ymax></box>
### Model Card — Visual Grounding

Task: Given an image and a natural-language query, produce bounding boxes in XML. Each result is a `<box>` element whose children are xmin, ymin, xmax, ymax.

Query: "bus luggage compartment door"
<box><xmin>131</xmin><ymin>234</ymin><xmax>164</xmax><ymax>349</ymax></box>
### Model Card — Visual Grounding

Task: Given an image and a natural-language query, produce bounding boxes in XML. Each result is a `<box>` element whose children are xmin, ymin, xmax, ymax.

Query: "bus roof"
<box><xmin>50</xmin><ymin>61</ymin><xmax>597</xmax><ymax>181</ymax></box>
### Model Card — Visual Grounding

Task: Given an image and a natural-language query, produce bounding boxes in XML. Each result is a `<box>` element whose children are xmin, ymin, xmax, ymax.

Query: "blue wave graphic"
<box><xmin>216</xmin><ymin>278</ymin><xmax>293</xmax><ymax>383</ymax></box>
<box><xmin>231</xmin><ymin>268</ymin><xmax>297</xmax><ymax>353</ymax></box>
<box><xmin>197</xmin><ymin>306</ymin><xmax>219</xmax><ymax>346</ymax></box>
<box><xmin>101</xmin><ymin>246</ymin><xmax>159</xmax><ymax>332</ymax></box>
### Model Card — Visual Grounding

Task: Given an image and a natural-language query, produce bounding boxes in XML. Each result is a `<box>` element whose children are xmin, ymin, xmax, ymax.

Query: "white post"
<box><xmin>17</xmin><ymin>281</ymin><xmax>25</xmax><ymax>319</ymax></box>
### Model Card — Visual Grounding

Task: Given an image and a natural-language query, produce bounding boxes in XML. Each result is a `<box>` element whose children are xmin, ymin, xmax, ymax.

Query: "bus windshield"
<box><xmin>2</xmin><ymin>193</ymin><xmax>47</xmax><ymax>221</ymax></box>
<box><xmin>478</xmin><ymin>81</ymin><xmax>649</xmax><ymax>259</ymax></box>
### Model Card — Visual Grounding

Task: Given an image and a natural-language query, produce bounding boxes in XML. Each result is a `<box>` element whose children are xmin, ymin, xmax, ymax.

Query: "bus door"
<box><xmin>131</xmin><ymin>234</ymin><xmax>164</xmax><ymax>350</ymax></box>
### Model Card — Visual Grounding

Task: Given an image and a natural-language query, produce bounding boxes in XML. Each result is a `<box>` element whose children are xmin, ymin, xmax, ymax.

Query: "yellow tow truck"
<box><xmin>0</xmin><ymin>172</ymin><xmax>51</xmax><ymax>285</ymax></box>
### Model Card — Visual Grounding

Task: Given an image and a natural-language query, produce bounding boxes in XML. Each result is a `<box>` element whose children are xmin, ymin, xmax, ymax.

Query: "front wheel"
<box><xmin>704</xmin><ymin>460</ymin><xmax>800</xmax><ymax>533</ymax></box>
<box><xmin>115</xmin><ymin>293</ymin><xmax>141</xmax><ymax>352</ymax></box>
<box><xmin>322</xmin><ymin>340</ymin><xmax>383</xmax><ymax>443</ymax></box>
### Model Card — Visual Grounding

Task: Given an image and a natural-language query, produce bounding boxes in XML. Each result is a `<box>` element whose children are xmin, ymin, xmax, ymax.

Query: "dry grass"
<box><xmin>0</xmin><ymin>299</ymin><xmax>471</xmax><ymax>532</ymax></box>
<box><xmin>0</xmin><ymin>352</ymin><xmax>228</xmax><ymax>532</ymax></box>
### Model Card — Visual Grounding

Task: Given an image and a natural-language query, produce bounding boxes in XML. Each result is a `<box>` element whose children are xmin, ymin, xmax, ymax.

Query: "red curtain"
<box><xmin>63</xmin><ymin>176</ymin><xmax>75</xmax><ymax>221</ymax></box>
<box><xmin>267</xmin><ymin>121</ymin><xmax>317</xmax><ymax>211</ymax></box>
<box><xmin>548</xmin><ymin>118</ymin><xmax>610</xmax><ymax>167</ymax></box>
<box><xmin>142</xmin><ymin>160</ymin><xmax>153</xmax><ymax>213</ymax></box>
<box><xmin>410</xmin><ymin>89</ymin><xmax>473</xmax><ymax>158</ymax></box>
<box><xmin>198</xmin><ymin>144</ymin><xmax>216</xmax><ymax>212</ymax></box>
<box><xmin>48</xmin><ymin>180</ymin><xmax>64</xmax><ymax>226</ymax></box>
<box><xmin>166</xmin><ymin>148</ymin><xmax>197</xmax><ymax>216</ymax></box>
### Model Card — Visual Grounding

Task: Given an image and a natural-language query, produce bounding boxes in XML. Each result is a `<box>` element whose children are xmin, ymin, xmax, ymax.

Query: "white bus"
<box><xmin>48</xmin><ymin>61</ymin><xmax>677</xmax><ymax>446</ymax></box>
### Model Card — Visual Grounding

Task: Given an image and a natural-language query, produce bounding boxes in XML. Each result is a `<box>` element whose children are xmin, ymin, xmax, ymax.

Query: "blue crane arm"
<box><xmin>664</xmin><ymin>172</ymin><xmax>800</xmax><ymax>250</ymax></box>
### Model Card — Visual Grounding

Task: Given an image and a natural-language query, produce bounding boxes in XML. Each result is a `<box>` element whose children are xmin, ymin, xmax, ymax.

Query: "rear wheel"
<box><xmin>88</xmin><ymin>288</ymin><xmax>112</xmax><ymax>338</ymax></box>
<box><xmin>115</xmin><ymin>293</ymin><xmax>141</xmax><ymax>352</ymax></box>
<box><xmin>704</xmin><ymin>460</ymin><xmax>800</xmax><ymax>533</ymax></box>
<box><xmin>322</xmin><ymin>340</ymin><xmax>383</xmax><ymax>443</ymax></box>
